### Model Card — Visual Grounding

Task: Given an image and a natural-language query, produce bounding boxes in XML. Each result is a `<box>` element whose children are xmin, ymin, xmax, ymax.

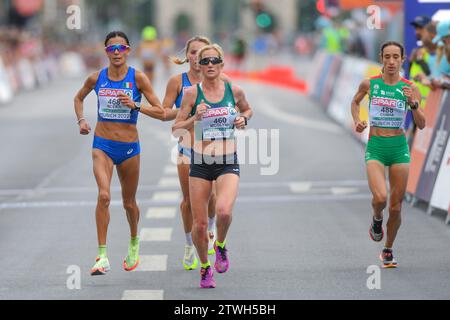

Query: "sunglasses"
<box><xmin>198</xmin><ymin>57</ymin><xmax>223</xmax><ymax>66</ymax></box>
<box><xmin>105</xmin><ymin>44</ymin><xmax>130</xmax><ymax>53</ymax></box>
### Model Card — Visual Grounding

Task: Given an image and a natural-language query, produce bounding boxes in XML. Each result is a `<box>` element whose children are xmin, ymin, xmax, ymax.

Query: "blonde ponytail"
<box><xmin>170</xmin><ymin>35</ymin><xmax>211</xmax><ymax>66</ymax></box>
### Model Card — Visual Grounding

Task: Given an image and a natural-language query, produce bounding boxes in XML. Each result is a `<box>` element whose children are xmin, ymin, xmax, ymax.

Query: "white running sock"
<box><xmin>208</xmin><ymin>217</ymin><xmax>216</xmax><ymax>232</ymax></box>
<box><xmin>185</xmin><ymin>232</ymin><xmax>193</xmax><ymax>246</ymax></box>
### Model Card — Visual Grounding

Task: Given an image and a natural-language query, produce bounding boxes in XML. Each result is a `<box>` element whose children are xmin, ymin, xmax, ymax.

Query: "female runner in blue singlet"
<box><xmin>74</xmin><ymin>31</ymin><xmax>165</xmax><ymax>276</ymax></box>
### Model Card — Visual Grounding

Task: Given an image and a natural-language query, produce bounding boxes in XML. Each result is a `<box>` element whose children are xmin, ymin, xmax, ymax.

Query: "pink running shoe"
<box><xmin>214</xmin><ymin>244</ymin><xmax>230</xmax><ymax>274</ymax></box>
<box><xmin>200</xmin><ymin>266</ymin><xmax>216</xmax><ymax>289</ymax></box>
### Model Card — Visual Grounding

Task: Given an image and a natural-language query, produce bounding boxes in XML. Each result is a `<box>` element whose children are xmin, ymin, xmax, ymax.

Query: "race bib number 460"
<box><xmin>98</xmin><ymin>88</ymin><xmax>132</xmax><ymax>120</ymax></box>
<box><xmin>199</xmin><ymin>107</ymin><xmax>237</xmax><ymax>140</ymax></box>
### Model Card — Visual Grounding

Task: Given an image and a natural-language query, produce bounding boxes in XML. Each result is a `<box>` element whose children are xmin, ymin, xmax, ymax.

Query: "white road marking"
<box><xmin>331</xmin><ymin>187</ymin><xmax>360</xmax><ymax>195</ymax></box>
<box><xmin>151</xmin><ymin>191</ymin><xmax>181</xmax><ymax>201</ymax></box>
<box><xmin>0</xmin><ymin>193</ymin><xmax>372</xmax><ymax>209</ymax></box>
<box><xmin>163</xmin><ymin>165</ymin><xmax>178</xmax><ymax>175</ymax></box>
<box><xmin>146</xmin><ymin>207</ymin><xmax>177</xmax><ymax>219</ymax></box>
<box><xmin>289</xmin><ymin>182</ymin><xmax>312</xmax><ymax>193</ymax></box>
<box><xmin>157</xmin><ymin>177</ymin><xmax>180</xmax><ymax>188</ymax></box>
<box><xmin>257</xmin><ymin>99</ymin><xmax>343</xmax><ymax>134</ymax></box>
<box><xmin>0</xmin><ymin>180</ymin><xmax>367</xmax><ymax>196</ymax></box>
<box><xmin>140</xmin><ymin>228</ymin><xmax>173</xmax><ymax>242</ymax></box>
<box><xmin>137</xmin><ymin>255</ymin><xmax>168</xmax><ymax>272</ymax></box>
<box><xmin>122</xmin><ymin>290</ymin><xmax>164</xmax><ymax>300</ymax></box>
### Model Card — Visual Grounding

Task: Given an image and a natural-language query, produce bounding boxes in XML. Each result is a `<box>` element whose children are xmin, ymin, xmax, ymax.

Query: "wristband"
<box><xmin>242</xmin><ymin>116</ymin><xmax>248</xmax><ymax>126</ymax></box>
<box><xmin>77</xmin><ymin>118</ymin><xmax>86</xmax><ymax>125</ymax></box>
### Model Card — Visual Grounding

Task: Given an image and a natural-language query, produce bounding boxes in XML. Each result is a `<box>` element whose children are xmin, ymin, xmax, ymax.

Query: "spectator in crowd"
<box><xmin>409</xmin><ymin>16</ymin><xmax>433</xmax><ymax>107</ymax></box>
<box><xmin>431</xmin><ymin>20</ymin><xmax>450</xmax><ymax>90</ymax></box>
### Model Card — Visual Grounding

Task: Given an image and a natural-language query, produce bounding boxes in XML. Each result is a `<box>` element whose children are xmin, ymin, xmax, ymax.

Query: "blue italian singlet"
<box><xmin>94</xmin><ymin>67</ymin><xmax>141</xmax><ymax>124</ymax></box>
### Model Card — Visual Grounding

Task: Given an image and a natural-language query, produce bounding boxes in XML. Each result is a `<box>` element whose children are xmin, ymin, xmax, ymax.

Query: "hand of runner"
<box><xmin>195</xmin><ymin>100</ymin><xmax>210</xmax><ymax>121</ymax></box>
<box><xmin>79</xmin><ymin>119</ymin><xmax>91</xmax><ymax>135</ymax></box>
<box><xmin>402</xmin><ymin>86</ymin><xmax>414</xmax><ymax>106</ymax></box>
<box><xmin>234</xmin><ymin>116</ymin><xmax>246</xmax><ymax>130</ymax></box>
<box><xmin>355</xmin><ymin>120</ymin><xmax>368</xmax><ymax>133</ymax></box>
<box><xmin>117</xmin><ymin>92</ymin><xmax>135</xmax><ymax>109</ymax></box>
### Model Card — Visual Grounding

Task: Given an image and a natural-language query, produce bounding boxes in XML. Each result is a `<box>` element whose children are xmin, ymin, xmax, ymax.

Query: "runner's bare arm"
<box><xmin>351</xmin><ymin>79</ymin><xmax>370</xmax><ymax>133</ymax></box>
<box><xmin>410</xmin><ymin>84</ymin><xmax>426</xmax><ymax>130</ymax></box>
<box><xmin>161</xmin><ymin>75</ymin><xmax>181</xmax><ymax>122</ymax></box>
<box><xmin>74</xmin><ymin>72</ymin><xmax>99</xmax><ymax>135</ymax></box>
<box><xmin>74</xmin><ymin>72</ymin><xmax>98</xmax><ymax>121</ymax></box>
<box><xmin>232</xmin><ymin>85</ymin><xmax>252</xmax><ymax>129</ymax></box>
<box><xmin>135</xmin><ymin>70</ymin><xmax>166</xmax><ymax>120</ymax></box>
<box><xmin>172</xmin><ymin>86</ymin><xmax>197</xmax><ymax>137</ymax></box>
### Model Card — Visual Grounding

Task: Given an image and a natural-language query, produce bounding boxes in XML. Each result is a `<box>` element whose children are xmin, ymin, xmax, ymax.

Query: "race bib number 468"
<box><xmin>98</xmin><ymin>88</ymin><xmax>132</xmax><ymax>120</ymax></box>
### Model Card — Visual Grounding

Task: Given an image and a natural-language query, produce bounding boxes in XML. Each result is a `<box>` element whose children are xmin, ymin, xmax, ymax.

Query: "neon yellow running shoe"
<box><xmin>123</xmin><ymin>238</ymin><xmax>140</xmax><ymax>272</ymax></box>
<box><xmin>91</xmin><ymin>257</ymin><xmax>110</xmax><ymax>276</ymax></box>
<box><xmin>183</xmin><ymin>245</ymin><xmax>199</xmax><ymax>270</ymax></box>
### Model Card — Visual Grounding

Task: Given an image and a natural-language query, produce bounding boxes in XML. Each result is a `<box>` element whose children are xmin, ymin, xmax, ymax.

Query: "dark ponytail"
<box><xmin>104</xmin><ymin>31</ymin><xmax>130</xmax><ymax>47</ymax></box>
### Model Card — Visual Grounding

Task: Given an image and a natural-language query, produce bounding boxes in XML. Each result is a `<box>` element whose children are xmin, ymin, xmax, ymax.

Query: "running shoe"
<box><xmin>369</xmin><ymin>218</ymin><xmax>384</xmax><ymax>242</ymax></box>
<box><xmin>183</xmin><ymin>245</ymin><xmax>199</xmax><ymax>271</ymax></box>
<box><xmin>214</xmin><ymin>243</ymin><xmax>230</xmax><ymax>274</ymax></box>
<box><xmin>380</xmin><ymin>248</ymin><xmax>398</xmax><ymax>268</ymax></box>
<box><xmin>200</xmin><ymin>266</ymin><xmax>216</xmax><ymax>289</ymax></box>
<box><xmin>91</xmin><ymin>257</ymin><xmax>110</xmax><ymax>276</ymax></box>
<box><xmin>208</xmin><ymin>230</ymin><xmax>216</xmax><ymax>255</ymax></box>
<box><xmin>123</xmin><ymin>239</ymin><xmax>140</xmax><ymax>272</ymax></box>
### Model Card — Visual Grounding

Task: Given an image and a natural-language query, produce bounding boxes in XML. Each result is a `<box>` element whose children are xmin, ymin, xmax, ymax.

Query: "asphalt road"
<box><xmin>1</xmin><ymin>59</ymin><xmax>450</xmax><ymax>300</ymax></box>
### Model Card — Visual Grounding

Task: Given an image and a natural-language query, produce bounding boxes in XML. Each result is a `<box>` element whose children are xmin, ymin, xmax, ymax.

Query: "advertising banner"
<box><xmin>430</xmin><ymin>134</ymin><xmax>450</xmax><ymax>211</ymax></box>
<box><xmin>0</xmin><ymin>58</ymin><xmax>13</xmax><ymax>104</ymax></box>
<box><xmin>406</xmin><ymin>89</ymin><xmax>444</xmax><ymax>195</ymax></box>
<box><xmin>327</xmin><ymin>56</ymin><xmax>381</xmax><ymax>144</ymax></box>
<box><xmin>313</xmin><ymin>54</ymin><xmax>334</xmax><ymax>101</ymax></box>
<box><xmin>320</xmin><ymin>54</ymin><xmax>342</xmax><ymax>110</ymax></box>
<box><xmin>416</xmin><ymin>91</ymin><xmax>450</xmax><ymax>202</ymax></box>
<box><xmin>308</xmin><ymin>50</ymin><xmax>328</xmax><ymax>97</ymax></box>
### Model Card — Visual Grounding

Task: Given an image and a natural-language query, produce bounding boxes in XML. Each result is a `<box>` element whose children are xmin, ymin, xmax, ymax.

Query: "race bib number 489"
<box><xmin>98</xmin><ymin>88</ymin><xmax>132</xmax><ymax>120</ymax></box>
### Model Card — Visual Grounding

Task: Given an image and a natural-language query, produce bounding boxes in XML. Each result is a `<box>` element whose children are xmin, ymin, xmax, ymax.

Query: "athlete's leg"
<box><xmin>178</xmin><ymin>155</ymin><xmax>199</xmax><ymax>270</ymax></box>
<box><xmin>117</xmin><ymin>155</ymin><xmax>141</xmax><ymax>271</ymax></box>
<box><xmin>207</xmin><ymin>183</ymin><xmax>217</xmax><ymax>254</ymax></box>
<box><xmin>177</xmin><ymin>157</ymin><xmax>193</xmax><ymax>236</ymax></box>
<box><xmin>93</xmin><ymin>149</ymin><xmax>114</xmax><ymax>246</ymax></box>
<box><xmin>214</xmin><ymin>174</ymin><xmax>239</xmax><ymax>245</ymax></box>
<box><xmin>386</xmin><ymin>164</ymin><xmax>409</xmax><ymax>249</ymax></box>
<box><xmin>117</xmin><ymin>155</ymin><xmax>141</xmax><ymax>238</ymax></box>
<box><xmin>367</xmin><ymin>161</ymin><xmax>387</xmax><ymax>220</ymax></box>
<box><xmin>208</xmin><ymin>183</ymin><xmax>217</xmax><ymax>221</ymax></box>
<box><xmin>190</xmin><ymin>177</ymin><xmax>213</xmax><ymax>265</ymax></box>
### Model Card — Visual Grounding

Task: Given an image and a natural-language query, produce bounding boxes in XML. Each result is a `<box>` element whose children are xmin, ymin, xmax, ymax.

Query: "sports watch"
<box><xmin>133</xmin><ymin>102</ymin><xmax>141</xmax><ymax>113</ymax></box>
<box><xmin>409</xmin><ymin>101</ymin><xmax>419</xmax><ymax>110</ymax></box>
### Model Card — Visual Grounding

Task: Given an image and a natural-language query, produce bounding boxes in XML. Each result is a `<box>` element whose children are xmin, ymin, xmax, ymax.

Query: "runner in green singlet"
<box><xmin>351</xmin><ymin>41</ymin><xmax>426</xmax><ymax>268</ymax></box>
